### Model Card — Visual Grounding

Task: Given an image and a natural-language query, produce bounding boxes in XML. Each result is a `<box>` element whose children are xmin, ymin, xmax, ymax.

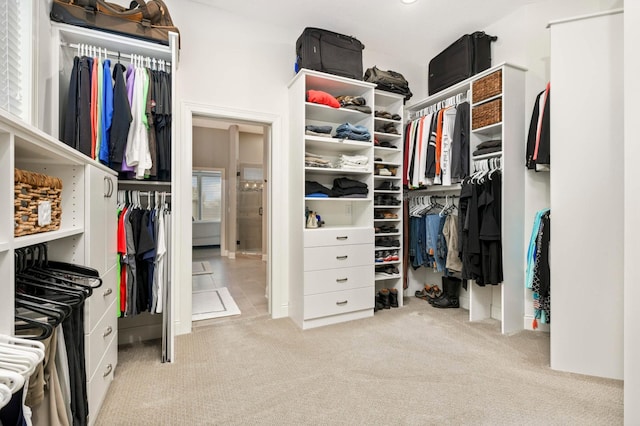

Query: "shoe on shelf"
<box><xmin>388</xmin><ymin>288</ymin><xmax>399</xmax><ymax>308</ymax></box>
<box><xmin>377</xmin><ymin>288</ymin><xmax>391</xmax><ymax>309</ymax></box>
<box><xmin>378</xmin><ymin>168</ymin><xmax>392</xmax><ymax>176</ymax></box>
<box><xmin>383</xmin><ymin>212</ymin><xmax>398</xmax><ymax>219</ymax></box>
<box><xmin>375</xmin><ymin>181</ymin><xmax>392</xmax><ymax>191</ymax></box>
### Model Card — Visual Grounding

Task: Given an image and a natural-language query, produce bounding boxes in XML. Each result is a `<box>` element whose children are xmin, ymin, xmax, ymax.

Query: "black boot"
<box><xmin>374</xmin><ymin>292</ymin><xmax>384</xmax><ymax>312</ymax></box>
<box><xmin>378</xmin><ymin>288</ymin><xmax>391</xmax><ymax>309</ymax></box>
<box><xmin>388</xmin><ymin>288</ymin><xmax>399</xmax><ymax>308</ymax></box>
<box><xmin>433</xmin><ymin>276</ymin><xmax>461</xmax><ymax>309</ymax></box>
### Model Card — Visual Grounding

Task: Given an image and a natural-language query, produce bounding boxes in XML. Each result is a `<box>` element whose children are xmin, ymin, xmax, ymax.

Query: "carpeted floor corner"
<box><xmin>96</xmin><ymin>299</ymin><xmax>623</xmax><ymax>426</ymax></box>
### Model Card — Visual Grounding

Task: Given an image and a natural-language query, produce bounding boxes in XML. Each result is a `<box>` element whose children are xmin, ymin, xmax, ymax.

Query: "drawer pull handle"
<box><xmin>103</xmin><ymin>363</ymin><xmax>113</xmax><ymax>378</ymax></box>
<box><xmin>103</xmin><ymin>288</ymin><xmax>113</xmax><ymax>297</ymax></box>
<box><xmin>336</xmin><ymin>300</ymin><xmax>348</xmax><ymax>306</ymax></box>
<box><xmin>336</xmin><ymin>278</ymin><xmax>348</xmax><ymax>283</ymax></box>
<box><xmin>336</xmin><ymin>236</ymin><xmax>348</xmax><ymax>240</ymax></box>
<box><xmin>103</xmin><ymin>326</ymin><xmax>113</xmax><ymax>338</ymax></box>
<box><xmin>336</xmin><ymin>255</ymin><xmax>348</xmax><ymax>260</ymax></box>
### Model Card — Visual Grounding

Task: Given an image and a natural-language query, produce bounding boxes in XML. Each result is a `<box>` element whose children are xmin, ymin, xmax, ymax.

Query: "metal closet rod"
<box><xmin>61</xmin><ymin>42</ymin><xmax>172</xmax><ymax>67</ymax></box>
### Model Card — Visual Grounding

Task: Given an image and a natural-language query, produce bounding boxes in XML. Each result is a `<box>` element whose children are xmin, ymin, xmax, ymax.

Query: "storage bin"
<box><xmin>472</xmin><ymin>69</ymin><xmax>502</xmax><ymax>103</ymax></box>
<box><xmin>14</xmin><ymin>168</ymin><xmax>62</xmax><ymax>237</ymax></box>
<box><xmin>472</xmin><ymin>98</ymin><xmax>502</xmax><ymax>130</ymax></box>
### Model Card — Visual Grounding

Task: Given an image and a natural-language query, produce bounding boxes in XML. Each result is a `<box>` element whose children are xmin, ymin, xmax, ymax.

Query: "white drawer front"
<box><xmin>304</xmin><ymin>286</ymin><xmax>373</xmax><ymax>320</ymax></box>
<box><xmin>87</xmin><ymin>336</ymin><xmax>117</xmax><ymax>426</ymax></box>
<box><xmin>304</xmin><ymin>244</ymin><xmax>373</xmax><ymax>271</ymax></box>
<box><xmin>304</xmin><ymin>227</ymin><xmax>373</xmax><ymax>248</ymax></box>
<box><xmin>84</xmin><ymin>265</ymin><xmax>118</xmax><ymax>333</ymax></box>
<box><xmin>305</xmin><ymin>266</ymin><xmax>373</xmax><ymax>295</ymax></box>
<box><xmin>85</xmin><ymin>298</ymin><xmax>118</xmax><ymax>380</ymax></box>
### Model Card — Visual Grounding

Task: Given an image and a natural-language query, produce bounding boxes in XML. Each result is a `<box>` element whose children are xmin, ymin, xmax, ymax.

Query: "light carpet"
<box><xmin>191</xmin><ymin>274</ymin><xmax>241</xmax><ymax>321</ymax></box>
<box><xmin>98</xmin><ymin>299</ymin><xmax>623</xmax><ymax>425</ymax></box>
<box><xmin>191</xmin><ymin>260</ymin><xmax>213</xmax><ymax>275</ymax></box>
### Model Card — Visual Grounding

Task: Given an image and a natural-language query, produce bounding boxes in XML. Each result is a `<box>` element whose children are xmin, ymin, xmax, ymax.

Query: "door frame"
<box><xmin>177</xmin><ymin>102</ymin><xmax>286</xmax><ymax>336</ymax></box>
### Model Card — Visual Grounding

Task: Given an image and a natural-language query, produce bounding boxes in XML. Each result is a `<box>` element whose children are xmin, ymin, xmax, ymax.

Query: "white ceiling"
<box><xmin>189</xmin><ymin>0</ymin><xmax>541</xmax><ymax>65</ymax></box>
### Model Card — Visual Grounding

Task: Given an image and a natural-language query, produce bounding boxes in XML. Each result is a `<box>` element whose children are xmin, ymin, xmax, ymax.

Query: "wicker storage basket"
<box><xmin>472</xmin><ymin>98</ymin><xmax>502</xmax><ymax>130</ymax></box>
<box><xmin>14</xmin><ymin>168</ymin><xmax>63</xmax><ymax>237</ymax></box>
<box><xmin>472</xmin><ymin>70</ymin><xmax>502</xmax><ymax>104</ymax></box>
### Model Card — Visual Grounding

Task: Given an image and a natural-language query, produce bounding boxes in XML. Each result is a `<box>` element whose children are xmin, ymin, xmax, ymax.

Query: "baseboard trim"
<box><xmin>523</xmin><ymin>314</ymin><xmax>550</xmax><ymax>332</ymax></box>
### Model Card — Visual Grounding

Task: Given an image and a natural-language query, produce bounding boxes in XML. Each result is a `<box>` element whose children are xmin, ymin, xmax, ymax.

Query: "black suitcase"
<box><xmin>428</xmin><ymin>31</ymin><xmax>497</xmax><ymax>95</ymax></box>
<box><xmin>296</xmin><ymin>27</ymin><xmax>364</xmax><ymax>80</ymax></box>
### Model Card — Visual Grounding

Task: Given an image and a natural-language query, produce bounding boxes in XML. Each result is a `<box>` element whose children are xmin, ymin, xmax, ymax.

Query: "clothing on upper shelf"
<box><xmin>332</xmin><ymin>177</ymin><xmax>368</xmax><ymax>197</ymax></box>
<box><xmin>472</xmin><ymin>140</ymin><xmax>502</xmax><ymax>157</ymax></box>
<box><xmin>526</xmin><ymin>82</ymin><xmax>550</xmax><ymax>171</ymax></box>
<box><xmin>335</xmin><ymin>95</ymin><xmax>371</xmax><ymax>113</ymax></box>
<box><xmin>306</xmin><ymin>90</ymin><xmax>340</xmax><ymax>108</ymax></box>
<box><xmin>305</xmin><ymin>151</ymin><xmax>332</xmax><ymax>168</ymax></box>
<box><xmin>526</xmin><ymin>209</ymin><xmax>551</xmax><ymax>327</ymax></box>
<box><xmin>305</xmin><ymin>125</ymin><xmax>333</xmax><ymax>137</ymax></box>
<box><xmin>334</xmin><ymin>122</ymin><xmax>371</xmax><ymax>141</ymax></box>
<box><xmin>404</xmin><ymin>101</ymin><xmax>470</xmax><ymax>189</ymax></box>
<box><xmin>337</xmin><ymin>154</ymin><xmax>369</xmax><ymax>170</ymax></box>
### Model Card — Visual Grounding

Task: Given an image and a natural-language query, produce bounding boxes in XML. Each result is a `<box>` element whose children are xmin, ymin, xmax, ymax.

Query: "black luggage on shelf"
<box><xmin>428</xmin><ymin>31</ymin><xmax>497</xmax><ymax>95</ymax></box>
<box><xmin>364</xmin><ymin>66</ymin><xmax>413</xmax><ymax>101</ymax></box>
<box><xmin>296</xmin><ymin>27</ymin><xmax>364</xmax><ymax>80</ymax></box>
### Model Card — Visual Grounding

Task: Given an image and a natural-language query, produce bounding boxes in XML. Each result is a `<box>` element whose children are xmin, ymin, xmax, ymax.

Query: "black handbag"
<box><xmin>296</xmin><ymin>27</ymin><xmax>364</xmax><ymax>80</ymax></box>
<box><xmin>364</xmin><ymin>66</ymin><xmax>412</xmax><ymax>101</ymax></box>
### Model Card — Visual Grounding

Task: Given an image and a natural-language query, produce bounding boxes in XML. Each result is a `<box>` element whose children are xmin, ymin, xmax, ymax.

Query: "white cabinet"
<box><xmin>288</xmin><ymin>69</ymin><xmax>376</xmax><ymax>329</ymax></box>
<box><xmin>86</xmin><ymin>165</ymin><xmax>117</xmax><ymax>276</ymax></box>
<box><xmin>548</xmin><ymin>10</ymin><xmax>623</xmax><ymax>380</ymax></box>
<box><xmin>404</xmin><ymin>63</ymin><xmax>526</xmax><ymax>334</ymax></box>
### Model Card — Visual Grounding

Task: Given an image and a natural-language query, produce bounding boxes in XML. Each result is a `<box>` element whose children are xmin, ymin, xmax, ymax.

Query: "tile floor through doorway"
<box><xmin>192</xmin><ymin>246</ymin><xmax>268</xmax><ymax>327</ymax></box>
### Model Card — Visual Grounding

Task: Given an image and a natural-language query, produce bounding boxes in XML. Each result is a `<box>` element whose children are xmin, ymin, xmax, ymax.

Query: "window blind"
<box><xmin>0</xmin><ymin>0</ymin><xmax>23</xmax><ymax>118</ymax></box>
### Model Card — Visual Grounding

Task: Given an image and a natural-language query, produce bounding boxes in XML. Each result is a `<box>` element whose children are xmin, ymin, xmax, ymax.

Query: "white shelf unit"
<box><xmin>404</xmin><ymin>63</ymin><xmax>526</xmax><ymax>334</ymax></box>
<box><xmin>372</xmin><ymin>90</ymin><xmax>405</xmax><ymax>302</ymax></box>
<box><xmin>289</xmin><ymin>69</ymin><xmax>376</xmax><ymax>329</ymax></box>
<box><xmin>0</xmin><ymin>108</ymin><xmax>118</xmax><ymax>425</ymax></box>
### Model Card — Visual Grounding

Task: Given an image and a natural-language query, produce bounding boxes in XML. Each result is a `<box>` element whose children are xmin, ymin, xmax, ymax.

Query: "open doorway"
<box><xmin>190</xmin><ymin>116</ymin><xmax>270</xmax><ymax>325</ymax></box>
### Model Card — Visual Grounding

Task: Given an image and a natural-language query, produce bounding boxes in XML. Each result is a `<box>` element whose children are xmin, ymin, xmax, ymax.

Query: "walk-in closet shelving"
<box><xmin>289</xmin><ymin>69</ymin><xmax>377</xmax><ymax>329</ymax></box>
<box><xmin>373</xmin><ymin>90</ymin><xmax>405</xmax><ymax>304</ymax></box>
<box><xmin>0</xmin><ymin>107</ymin><xmax>118</xmax><ymax>425</ymax></box>
<box><xmin>405</xmin><ymin>62</ymin><xmax>526</xmax><ymax>334</ymax></box>
<box><xmin>43</xmin><ymin>23</ymin><xmax>179</xmax><ymax>423</ymax></box>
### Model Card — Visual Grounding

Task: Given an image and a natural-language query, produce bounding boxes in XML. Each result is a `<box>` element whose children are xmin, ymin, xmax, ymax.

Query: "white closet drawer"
<box><xmin>304</xmin><ymin>227</ymin><xmax>373</xmax><ymax>248</ymax></box>
<box><xmin>304</xmin><ymin>244</ymin><xmax>373</xmax><ymax>271</ymax></box>
<box><xmin>304</xmin><ymin>286</ymin><xmax>373</xmax><ymax>320</ymax></box>
<box><xmin>87</xmin><ymin>336</ymin><xmax>117</xmax><ymax>426</ymax></box>
<box><xmin>84</xmin><ymin>265</ymin><xmax>118</xmax><ymax>333</ymax></box>
<box><xmin>85</xmin><ymin>298</ymin><xmax>118</xmax><ymax>379</ymax></box>
<box><xmin>304</xmin><ymin>265</ymin><xmax>373</xmax><ymax>295</ymax></box>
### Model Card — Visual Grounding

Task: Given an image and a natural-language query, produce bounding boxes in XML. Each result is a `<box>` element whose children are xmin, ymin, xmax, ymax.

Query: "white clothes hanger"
<box><xmin>0</xmin><ymin>369</ymin><xmax>25</xmax><ymax>393</ymax></box>
<box><xmin>0</xmin><ymin>383</ymin><xmax>11</xmax><ymax>408</ymax></box>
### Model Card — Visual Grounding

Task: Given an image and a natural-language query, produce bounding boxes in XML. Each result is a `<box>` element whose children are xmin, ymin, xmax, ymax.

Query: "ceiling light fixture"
<box><xmin>401</xmin><ymin>0</ymin><xmax>417</xmax><ymax>4</ymax></box>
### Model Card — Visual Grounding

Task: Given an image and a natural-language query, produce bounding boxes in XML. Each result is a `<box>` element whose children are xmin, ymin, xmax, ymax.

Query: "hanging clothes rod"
<box><xmin>409</xmin><ymin>89</ymin><xmax>470</xmax><ymax>121</ymax></box>
<box><xmin>61</xmin><ymin>42</ymin><xmax>172</xmax><ymax>67</ymax></box>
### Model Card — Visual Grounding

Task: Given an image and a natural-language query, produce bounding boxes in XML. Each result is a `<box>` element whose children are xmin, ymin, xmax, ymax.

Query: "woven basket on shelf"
<box><xmin>472</xmin><ymin>69</ymin><xmax>502</xmax><ymax>104</ymax></box>
<box><xmin>14</xmin><ymin>168</ymin><xmax>63</xmax><ymax>237</ymax></box>
<box><xmin>472</xmin><ymin>98</ymin><xmax>502</xmax><ymax>130</ymax></box>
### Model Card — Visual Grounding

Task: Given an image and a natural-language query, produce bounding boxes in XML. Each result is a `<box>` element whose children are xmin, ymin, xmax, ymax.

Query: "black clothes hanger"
<box><xmin>20</xmin><ymin>245</ymin><xmax>102</xmax><ymax>290</ymax></box>
<box><xmin>14</xmin><ymin>315</ymin><xmax>54</xmax><ymax>341</ymax></box>
<box><xmin>14</xmin><ymin>298</ymin><xmax>66</xmax><ymax>326</ymax></box>
<box><xmin>15</xmin><ymin>292</ymin><xmax>73</xmax><ymax>319</ymax></box>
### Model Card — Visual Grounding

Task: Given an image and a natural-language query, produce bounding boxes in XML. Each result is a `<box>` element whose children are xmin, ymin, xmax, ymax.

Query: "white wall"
<box><xmin>192</xmin><ymin>127</ymin><xmax>229</xmax><ymax>170</ymax></box>
<box><xmin>239</xmin><ymin>132</ymin><xmax>264</xmax><ymax>165</ymax></box>
<box><xmin>625</xmin><ymin>2</ymin><xmax>640</xmax><ymax>424</ymax></box>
